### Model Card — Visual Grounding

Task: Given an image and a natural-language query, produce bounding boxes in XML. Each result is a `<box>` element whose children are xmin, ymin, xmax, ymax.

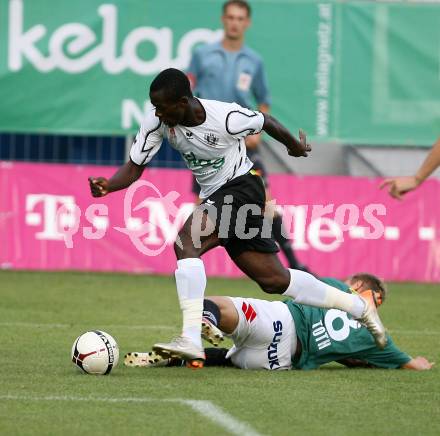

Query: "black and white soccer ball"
<box><xmin>71</xmin><ymin>330</ymin><xmax>119</xmax><ymax>375</ymax></box>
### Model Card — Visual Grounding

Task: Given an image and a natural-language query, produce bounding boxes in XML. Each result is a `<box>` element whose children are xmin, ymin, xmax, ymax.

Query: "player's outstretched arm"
<box><xmin>380</xmin><ymin>136</ymin><xmax>440</xmax><ymax>199</ymax></box>
<box><xmin>336</xmin><ymin>358</ymin><xmax>375</xmax><ymax>368</ymax></box>
<box><xmin>89</xmin><ymin>160</ymin><xmax>145</xmax><ymax>197</ymax></box>
<box><xmin>262</xmin><ymin>114</ymin><xmax>311</xmax><ymax>157</ymax></box>
<box><xmin>402</xmin><ymin>356</ymin><xmax>434</xmax><ymax>371</ymax></box>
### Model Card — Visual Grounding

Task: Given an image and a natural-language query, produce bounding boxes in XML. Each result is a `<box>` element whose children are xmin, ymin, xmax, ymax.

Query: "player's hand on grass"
<box><xmin>403</xmin><ymin>356</ymin><xmax>434</xmax><ymax>370</ymax></box>
<box><xmin>89</xmin><ymin>177</ymin><xmax>110</xmax><ymax>197</ymax></box>
<box><xmin>288</xmin><ymin>129</ymin><xmax>311</xmax><ymax>157</ymax></box>
<box><xmin>412</xmin><ymin>356</ymin><xmax>435</xmax><ymax>370</ymax></box>
<box><xmin>379</xmin><ymin>176</ymin><xmax>421</xmax><ymax>200</ymax></box>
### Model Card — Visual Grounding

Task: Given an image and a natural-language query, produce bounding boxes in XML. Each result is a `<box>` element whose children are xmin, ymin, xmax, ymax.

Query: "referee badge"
<box><xmin>237</xmin><ymin>72</ymin><xmax>252</xmax><ymax>92</ymax></box>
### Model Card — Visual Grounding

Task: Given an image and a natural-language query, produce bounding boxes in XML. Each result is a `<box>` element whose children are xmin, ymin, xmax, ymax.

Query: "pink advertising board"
<box><xmin>1</xmin><ymin>161</ymin><xmax>439</xmax><ymax>282</ymax></box>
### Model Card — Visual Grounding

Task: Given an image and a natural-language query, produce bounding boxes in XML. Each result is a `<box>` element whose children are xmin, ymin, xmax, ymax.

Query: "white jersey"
<box><xmin>130</xmin><ymin>99</ymin><xmax>264</xmax><ymax>198</ymax></box>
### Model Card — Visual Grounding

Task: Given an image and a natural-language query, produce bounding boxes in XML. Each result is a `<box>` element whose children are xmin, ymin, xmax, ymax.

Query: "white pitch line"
<box><xmin>0</xmin><ymin>322</ymin><xmax>175</xmax><ymax>330</ymax></box>
<box><xmin>183</xmin><ymin>400</ymin><xmax>264</xmax><ymax>436</ymax></box>
<box><xmin>0</xmin><ymin>395</ymin><xmax>264</xmax><ymax>436</ymax></box>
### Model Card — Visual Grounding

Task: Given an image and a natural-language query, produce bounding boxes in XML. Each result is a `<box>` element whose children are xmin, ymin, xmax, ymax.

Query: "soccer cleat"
<box><xmin>186</xmin><ymin>359</ymin><xmax>204</xmax><ymax>370</ymax></box>
<box><xmin>356</xmin><ymin>293</ymin><xmax>387</xmax><ymax>349</ymax></box>
<box><xmin>124</xmin><ymin>351</ymin><xmax>170</xmax><ymax>368</ymax></box>
<box><xmin>201</xmin><ymin>317</ymin><xmax>224</xmax><ymax>347</ymax></box>
<box><xmin>351</xmin><ymin>288</ymin><xmax>383</xmax><ymax>308</ymax></box>
<box><xmin>153</xmin><ymin>336</ymin><xmax>206</xmax><ymax>361</ymax></box>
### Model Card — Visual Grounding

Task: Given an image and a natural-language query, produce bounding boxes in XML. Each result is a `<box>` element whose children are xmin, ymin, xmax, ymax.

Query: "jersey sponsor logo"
<box><xmin>204</xmin><ymin>133</ymin><xmax>219</xmax><ymax>146</ymax></box>
<box><xmin>182</xmin><ymin>152</ymin><xmax>225</xmax><ymax>170</ymax></box>
<box><xmin>267</xmin><ymin>321</ymin><xmax>283</xmax><ymax>369</ymax></box>
<box><xmin>241</xmin><ymin>302</ymin><xmax>257</xmax><ymax>322</ymax></box>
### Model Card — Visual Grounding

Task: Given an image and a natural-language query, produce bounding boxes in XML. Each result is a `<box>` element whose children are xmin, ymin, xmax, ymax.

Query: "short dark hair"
<box><xmin>150</xmin><ymin>68</ymin><xmax>193</xmax><ymax>102</ymax></box>
<box><xmin>349</xmin><ymin>273</ymin><xmax>388</xmax><ymax>303</ymax></box>
<box><xmin>223</xmin><ymin>0</ymin><xmax>251</xmax><ymax>17</ymax></box>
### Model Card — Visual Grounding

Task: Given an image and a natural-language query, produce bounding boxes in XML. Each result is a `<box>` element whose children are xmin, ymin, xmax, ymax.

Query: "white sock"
<box><xmin>175</xmin><ymin>258</ymin><xmax>206</xmax><ymax>347</ymax></box>
<box><xmin>282</xmin><ymin>269</ymin><xmax>365</xmax><ymax>318</ymax></box>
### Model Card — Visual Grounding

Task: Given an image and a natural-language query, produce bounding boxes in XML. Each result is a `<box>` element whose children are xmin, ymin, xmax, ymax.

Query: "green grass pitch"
<box><xmin>1</xmin><ymin>270</ymin><xmax>439</xmax><ymax>435</ymax></box>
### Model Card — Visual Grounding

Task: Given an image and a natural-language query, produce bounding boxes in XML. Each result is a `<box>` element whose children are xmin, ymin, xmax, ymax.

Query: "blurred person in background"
<box><xmin>381</xmin><ymin>137</ymin><xmax>440</xmax><ymax>199</ymax></box>
<box><xmin>187</xmin><ymin>0</ymin><xmax>310</xmax><ymax>272</ymax></box>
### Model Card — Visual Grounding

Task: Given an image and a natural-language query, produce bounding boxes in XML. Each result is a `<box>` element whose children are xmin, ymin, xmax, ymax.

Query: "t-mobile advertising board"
<box><xmin>1</xmin><ymin>162</ymin><xmax>439</xmax><ymax>282</ymax></box>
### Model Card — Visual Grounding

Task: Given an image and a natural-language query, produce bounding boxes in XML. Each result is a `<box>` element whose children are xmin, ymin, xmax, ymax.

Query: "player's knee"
<box><xmin>257</xmin><ymin>273</ymin><xmax>289</xmax><ymax>294</ymax></box>
<box><xmin>174</xmin><ymin>228</ymin><xmax>200</xmax><ymax>259</ymax></box>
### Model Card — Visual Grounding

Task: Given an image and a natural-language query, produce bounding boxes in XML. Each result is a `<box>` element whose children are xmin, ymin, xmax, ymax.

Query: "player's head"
<box><xmin>222</xmin><ymin>1</ymin><xmax>251</xmax><ymax>41</ymax></box>
<box><xmin>149</xmin><ymin>68</ymin><xmax>193</xmax><ymax>127</ymax></box>
<box><xmin>345</xmin><ymin>273</ymin><xmax>388</xmax><ymax>307</ymax></box>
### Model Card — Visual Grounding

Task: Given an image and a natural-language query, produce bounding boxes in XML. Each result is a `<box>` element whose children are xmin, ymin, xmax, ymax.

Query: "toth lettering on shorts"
<box><xmin>267</xmin><ymin>321</ymin><xmax>283</xmax><ymax>369</ymax></box>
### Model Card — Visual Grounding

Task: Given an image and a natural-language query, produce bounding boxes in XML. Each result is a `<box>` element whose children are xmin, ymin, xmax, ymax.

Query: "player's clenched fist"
<box><xmin>89</xmin><ymin>177</ymin><xmax>110</xmax><ymax>197</ymax></box>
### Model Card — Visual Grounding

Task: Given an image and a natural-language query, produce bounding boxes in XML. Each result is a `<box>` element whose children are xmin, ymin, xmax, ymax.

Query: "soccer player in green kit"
<box><xmin>125</xmin><ymin>273</ymin><xmax>433</xmax><ymax>370</ymax></box>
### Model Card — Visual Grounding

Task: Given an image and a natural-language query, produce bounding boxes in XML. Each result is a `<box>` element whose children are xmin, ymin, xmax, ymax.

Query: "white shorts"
<box><xmin>225</xmin><ymin>297</ymin><xmax>297</xmax><ymax>370</ymax></box>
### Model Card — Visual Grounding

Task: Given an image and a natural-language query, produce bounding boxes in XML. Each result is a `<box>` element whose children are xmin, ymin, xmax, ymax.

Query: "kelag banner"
<box><xmin>0</xmin><ymin>0</ymin><xmax>439</xmax><ymax>144</ymax></box>
<box><xmin>1</xmin><ymin>162</ymin><xmax>439</xmax><ymax>282</ymax></box>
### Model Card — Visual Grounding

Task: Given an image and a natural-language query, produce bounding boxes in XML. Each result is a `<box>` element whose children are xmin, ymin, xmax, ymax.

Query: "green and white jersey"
<box><xmin>130</xmin><ymin>99</ymin><xmax>262</xmax><ymax>198</ymax></box>
<box><xmin>284</xmin><ymin>278</ymin><xmax>411</xmax><ymax>370</ymax></box>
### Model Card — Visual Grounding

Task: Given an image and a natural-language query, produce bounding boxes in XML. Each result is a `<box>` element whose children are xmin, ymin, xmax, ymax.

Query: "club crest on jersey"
<box><xmin>204</xmin><ymin>132</ymin><xmax>219</xmax><ymax>145</ymax></box>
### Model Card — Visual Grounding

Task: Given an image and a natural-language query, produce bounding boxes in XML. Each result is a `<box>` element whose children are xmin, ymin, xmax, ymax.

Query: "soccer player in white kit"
<box><xmin>89</xmin><ymin>68</ymin><xmax>386</xmax><ymax>365</ymax></box>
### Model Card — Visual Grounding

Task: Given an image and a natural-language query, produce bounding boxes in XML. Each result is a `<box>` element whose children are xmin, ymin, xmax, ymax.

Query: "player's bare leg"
<box><xmin>231</xmin><ymin>251</ymin><xmax>387</xmax><ymax>348</ymax></box>
<box><xmin>153</xmin><ymin>208</ymin><xmax>220</xmax><ymax>365</ymax></box>
<box><xmin>204</xmin><ymin>296</ymin><xmax>240</xmax><ymax>334</ymax></box>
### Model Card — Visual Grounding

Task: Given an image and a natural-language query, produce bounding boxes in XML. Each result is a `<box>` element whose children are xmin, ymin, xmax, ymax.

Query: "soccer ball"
<box><xmin>71</xmin><ymin>330</ymin><xmax>119</xmax><ymax>375</ymax></box>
